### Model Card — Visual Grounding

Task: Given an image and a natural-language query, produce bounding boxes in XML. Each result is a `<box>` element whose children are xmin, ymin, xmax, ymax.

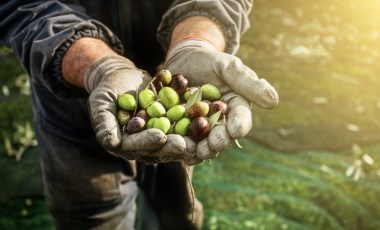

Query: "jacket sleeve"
<box><xmin>0</xmin><ymin>1</ymin><xmax>123</xmax><ymax>98</ymax></box>
<box><xmin>157</xmin><ymin>0</ymin><xmax>254</xmax><ymax>55</ymax></box>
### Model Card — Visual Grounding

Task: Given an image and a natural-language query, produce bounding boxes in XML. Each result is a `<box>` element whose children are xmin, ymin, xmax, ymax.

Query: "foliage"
<box><xmin>243</xmin><ymin>0</ymin><xmax>380</xmax><ymax>152</ymax></box>
<box><xmin>0</xmin><ymin>51</ymin><xmax>36</xmax><ymax>160</ymax></box>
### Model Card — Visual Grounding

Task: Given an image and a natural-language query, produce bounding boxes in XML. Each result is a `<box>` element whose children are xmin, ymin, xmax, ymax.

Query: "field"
<box><xmin>1</xmin><ymin>0</ymin><xmax>380</xmax><ymax>229</ymax></box>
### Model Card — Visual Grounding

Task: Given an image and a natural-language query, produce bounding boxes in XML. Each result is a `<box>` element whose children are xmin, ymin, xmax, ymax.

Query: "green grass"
<box><xmin>194</xmin><ymin>140</ymin><xmax>380</xmax><ymax>230</ymax></box>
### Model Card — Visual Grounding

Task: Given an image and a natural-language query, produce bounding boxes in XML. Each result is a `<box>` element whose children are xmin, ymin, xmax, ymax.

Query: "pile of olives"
<box><xmin>116</xmin><ymin>69</ymin><xmax>228</xmax><ymax>142</ymax></box>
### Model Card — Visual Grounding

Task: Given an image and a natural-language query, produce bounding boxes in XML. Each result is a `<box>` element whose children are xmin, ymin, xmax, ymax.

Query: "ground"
<box><xmin>1</xmin><ymin>0</ymin><xmax>380</xmax><ymax>229</ymax></box>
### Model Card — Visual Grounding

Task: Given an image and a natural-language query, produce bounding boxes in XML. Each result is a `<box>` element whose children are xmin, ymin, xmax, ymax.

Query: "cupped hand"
<box><xmin>164</xmin><ymin>40</ymin><xmax>279</xmax><ymax>164</ymax></box>
<box><xmin>87</xmin><ymin>56</ymin><xmax>192</xmax><ymax>163</ymax></box>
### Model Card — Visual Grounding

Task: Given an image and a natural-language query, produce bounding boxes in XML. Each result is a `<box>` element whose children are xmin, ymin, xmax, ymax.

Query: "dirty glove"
<box><xmin>86</xmin><ymin>56</ymin><xmax>191</xmax><ymax>163</ymax></box>
<box><xmin>164</xmin><ymin>39</ymin><xmax>279</xmax><ymax>164</ymax></box>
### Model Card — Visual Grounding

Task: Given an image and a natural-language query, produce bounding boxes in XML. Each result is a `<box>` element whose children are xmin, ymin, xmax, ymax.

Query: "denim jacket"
<box><xmin>0</xmin><ymin>0</ymin><xmax>252</xmax><ymax>99</ymax></box>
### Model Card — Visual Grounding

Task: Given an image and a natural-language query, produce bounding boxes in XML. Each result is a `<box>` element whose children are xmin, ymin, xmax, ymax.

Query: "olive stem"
<box><xmin>147</xmin><ymin>76</ymin><xmax>157</xmax><ymax>90</ymax></box>
<box><xmin>132</xmin><ymin>87</ymin><xmax>139</xmax><ymax>118</ymax></box>
<box><xmin>148</xmin><ymin>77</ymin><xmax>159</xmax><ymax>98</ymax></box>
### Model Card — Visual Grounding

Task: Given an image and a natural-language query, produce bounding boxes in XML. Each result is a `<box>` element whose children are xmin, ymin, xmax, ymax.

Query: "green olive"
<box><xmin>146</xmin><ymin>117</ymin><xmax>158</xmax><ymax>129</ymax></box>
<box><xmin>158</xmin><ymin>87</ymin><xmax>180</xmax><ymax>109</ymax></box>
<box><xmin>116</xmin><ymin>110</ymin><xmax>131</xmax><ymax>126</ymax></box>
<box><xmin>166</xmin><ymin>104</ymin><xmax>186</xmax><ymax>122</ymax></box>
<box><xmin>138</xmin><ymin>89</ymin><xmax>156</xmax><ymax>108</ymax></box>
<box><xmin>147</xmin><ymin>101</ymin><xmax>166</xmax><ymax>118</ymax></box>
<box><xmin>183</xmin><ymin>87</ymin><xmax>198</xmax><ymax>101</ymax></box>
<box><xmin>201</xmin><ymin>84</ymin><xmax>221</xmax><ymax>101</ymax></box>
<box><xmin>153</xmin><ymin>117</ymin><xmax>171</xmax><ymax>134</ymax></box>
<box><xmin>154</xmin><ymin>69</ymin><xmax>172</xmax><ymax>86</ymax></box>
<box><xmin>175</xmin><ymin>117</ymin><xmax>191</xmax><ymax>136</ymax></box>
<box><xmin>117</xmin><ymin>93</ymin><xmax>137</xmax><ymax>111</ymax></box>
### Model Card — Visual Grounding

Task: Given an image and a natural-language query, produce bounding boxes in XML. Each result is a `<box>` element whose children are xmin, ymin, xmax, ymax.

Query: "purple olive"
<box><xmin>126</xmin><ymin>117</ymin><xmax>146</xmax><ymax>134</ymax></box>
<box><xmin>135</xmin><ymin>109</ymin><xmax>150</xmax><ymax>122</ymax></box>
<box><xmin>209</xmin><ymin>100</ymin><xmax>228</xmax><ymax>116</ymax></box>
<box><xmin>188</xmin><ymin>117</ymin><xmax>210</xmax><ymax>142</ymax></box>
<box><xmin>170</xmin><ymin>74</ymin><xmax>188</xmax><ymax>95</ymax></box>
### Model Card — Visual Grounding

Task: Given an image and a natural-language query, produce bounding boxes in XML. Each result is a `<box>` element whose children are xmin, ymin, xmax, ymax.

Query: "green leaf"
<box><xmin>208</xmin><ymin>110</ymin><xmax>222</xmax><ymax>130</ymax></box>
<box><xmin>185</xmin><ymin>88</ymin><xmax>202</xmax><ymax>110</ymax></box>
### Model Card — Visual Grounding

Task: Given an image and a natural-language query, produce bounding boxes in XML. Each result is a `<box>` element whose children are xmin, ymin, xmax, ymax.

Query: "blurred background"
<box><xmin>1</xmin><ymin>0</ymin><xmax>380</xmax><ymax>229</ymax></box>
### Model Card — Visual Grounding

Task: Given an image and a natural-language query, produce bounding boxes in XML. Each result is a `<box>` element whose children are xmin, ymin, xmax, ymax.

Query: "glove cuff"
<box><xmin>165</xmin><ymin>39</ymin><xmax>217</xmax><ymax>63</ymax></box>
<box><xmin>84</xmin><ymin>55</ymin><xmax>136</xmax><ymax>93</ymax></box>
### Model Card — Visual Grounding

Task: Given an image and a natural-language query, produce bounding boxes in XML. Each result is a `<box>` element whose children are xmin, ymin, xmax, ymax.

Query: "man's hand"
<box><xmin>165</xmin><ymin>17</ymin><xmax>279</xmax><ymax>164</ymax></box>
<box><xmin>62</xmin><ymin>38</ymin><xmax>191</xmax><ymax>163</ymax></box>
<box><xmin>86</xmin><ymin>56</ymin><xmax>195</xmax><ymax>163</ymax></box>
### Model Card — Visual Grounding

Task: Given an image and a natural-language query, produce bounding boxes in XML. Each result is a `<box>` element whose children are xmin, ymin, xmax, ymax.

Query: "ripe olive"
<box><xmin>126</xmin><ymin>117</ymin><xmax>146</xmax><ymax>134</ymax></box>
<box><xmin>188</xmin><ymin>101</ymin><xmax>209</xmax><ymax>118</ymax></box>
<box><xmin>188</xmin><ymin>117</ymin><xmax>210</xmax><ymax>142</ymax></box>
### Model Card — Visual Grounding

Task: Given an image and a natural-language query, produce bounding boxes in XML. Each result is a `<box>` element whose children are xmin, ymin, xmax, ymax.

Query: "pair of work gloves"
<box><xmin>86</xmin><ymin>39</ymin><xmax>279</xmax><ymax>165</ymax></box>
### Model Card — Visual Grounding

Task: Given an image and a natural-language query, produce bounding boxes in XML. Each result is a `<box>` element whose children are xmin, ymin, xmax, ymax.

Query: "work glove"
<box><xmin>86</xmin><ymin>55</ymin><xmax>191</xmax><ymax>163</ymax></box>
<box><xmin>164</xmin><ymin>39</ymin><xmax>279</xmax><ymax>165</ymax></box>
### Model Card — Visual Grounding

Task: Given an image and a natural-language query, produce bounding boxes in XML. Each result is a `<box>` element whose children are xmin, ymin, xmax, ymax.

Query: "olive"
<box><xmin>117</xmin><ymin>93</ymin><xmax>137</xmax><ymax>111</ymax></box>
<box><xmin>126</xmin><ymin>117</ymin><xmax>146</xmax><ymax>134</ymax></box>
<box><xmin>153</xmin><ymin>69</ymin><xmax>172</xmax><ymax>90</ymax></box>
<box><xmin>188</xmin><ymin>117</ymin><xmax>210</xmax><ymax>142</ymax></box>
<box><xmin>175</xmin><ymin>117</ymin><xmax>191</xmax><ymax>136</ymax></box>
<box><xmin>201</xmin><ymin>84</ymin><xmax>221</xmax><ymax>101</ymax></box>
<box><xmin>138</xmin><ymin>89</ymin><xmax>156</xmax><ymax>109</ymax></box>
<box><xmin>166</xmin><ymin>104</ymin><xmax>186</xmax><ymax>122</ymax></box>
<box><xmin>153</xmin><ymin>117</ymin><xmax>171</xmax><ymax>134</ymax></box>
<box><xmin>188</xmin><ymin>101</ymin><xmax>209</xmax><ymax>118</ymax></box>
<box><xmin>147</xmin><ymin>101</ymin><xmax>166</xmax><ymax>118</ymax></box>
<box><xmin>135</xmin><ymin>109</ymin><xmax>150</xmax><ymax>122</ymax></box>
<box><xmin>117</xmin><ymin>110</ymin><xmax>131</xmax><ymax>126</ymax></box>
<box><xmin>170</xmin><ymin>74</ymin><xmax>188</xmax><ymax>95</ymax></box>
<box><xmin>158</xmin><ymin>87</ymin><xmax>180</xmax><ymax>109</ymax></box>
<box><xmin>209</xmin><ymin>100</ymin><xmax>228</xmax><ymax>116</ymax></box>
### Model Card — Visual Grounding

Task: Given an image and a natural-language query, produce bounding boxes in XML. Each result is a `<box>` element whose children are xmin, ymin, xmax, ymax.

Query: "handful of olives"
<box><xmin>116</xmin><ymin>69</ymin><xmax>228</xmax><ymax>142</ymax></box>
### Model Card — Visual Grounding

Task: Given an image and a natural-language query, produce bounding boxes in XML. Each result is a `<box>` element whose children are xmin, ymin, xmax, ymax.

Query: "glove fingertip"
<box><xmin>226</xmin><ymin>105</ymin><xmax>252</xmax><ymax>139</ymax></box>
<box><xmin>208</xmin><ymin>125</ymin><xmax>233</xmax><ymax>152</ymax></box>
<box><xmin>227</xmin><ymin>116</ymin><xmax>252</xmax><ymax>139</ymax></box>
<box><xmin>250</xmin><ymin>79</ymin><xmax>279</xmax><ymax>109</ymax></box>
<box><xmin>121</xmin><ymin>129</ymin><xmax>167</xmax><ymax>152</ymax></box>
<box><xmin>166</xmin><ymin>134</ymin><xmax>187</xmax><ymax>154</ymax></box>
<box><xmin>96</xmin><ymin>129</ymin><xmax>121</xmax><ymax>152</ymax></box>
<box><xmin>183</xmin><ymin>136</ymin><xmax>197</xmax><ymax>154</ymax></box>
<box><xmin>259</xmin><ymin>84</ymin><xmax>279</xmax><ymax>109</ymax></box>
<box><xmin>146</xmin><ymin>128</ymin><xmax>168</xmax><ymax>145</ymax></box>
<box><xmin>195</xmin><ymin>139</ymin><xmax>217</xmax><ymax>160</ymax></box>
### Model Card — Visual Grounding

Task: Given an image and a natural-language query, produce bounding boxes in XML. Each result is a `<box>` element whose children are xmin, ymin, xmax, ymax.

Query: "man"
<box><xmin>0</xmin><ymin>0</ymin><xmax>278</xmax><ymax>229</ymax></box>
